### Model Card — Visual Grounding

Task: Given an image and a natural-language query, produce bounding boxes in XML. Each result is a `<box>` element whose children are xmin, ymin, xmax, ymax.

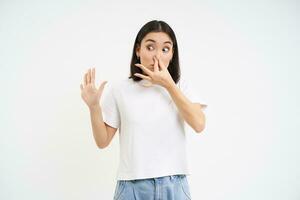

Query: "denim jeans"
<box><xmin>113</xmin><ymin>174</ymin><xmax>192</xmax><ymax>200</ymax></box>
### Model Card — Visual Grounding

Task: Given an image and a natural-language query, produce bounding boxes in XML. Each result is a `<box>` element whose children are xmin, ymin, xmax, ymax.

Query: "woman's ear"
<box><xmin>136</xmin><ymin>45</ymin><xmax>140</xmax><ymax>58</ymax></box>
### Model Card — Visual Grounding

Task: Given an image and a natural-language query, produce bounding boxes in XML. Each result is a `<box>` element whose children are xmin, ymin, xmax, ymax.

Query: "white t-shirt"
<box><xmin>100</xmin><ymin>77</ymin><xmax>207</xmax><ymax>181</ymax></box>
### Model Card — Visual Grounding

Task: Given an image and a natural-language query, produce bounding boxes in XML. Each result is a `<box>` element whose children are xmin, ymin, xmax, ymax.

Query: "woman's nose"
<box><xmin>153</xmin><ymin>55</ymin><xmax>161</xmax><ymax>61</ymax></box>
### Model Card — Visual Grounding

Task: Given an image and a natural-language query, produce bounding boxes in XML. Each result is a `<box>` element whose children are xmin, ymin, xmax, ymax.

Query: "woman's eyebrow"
<box><xmin>145</xmin><ymin>39</ymin><xmax>173</xmax><ymax>45</ymax></box>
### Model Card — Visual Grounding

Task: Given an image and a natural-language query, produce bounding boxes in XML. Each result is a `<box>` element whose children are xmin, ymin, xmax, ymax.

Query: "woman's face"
<box><xmin>136</xmin><ymin>32</ymin><xmax>174</xmax><ymax>71</ymax></box>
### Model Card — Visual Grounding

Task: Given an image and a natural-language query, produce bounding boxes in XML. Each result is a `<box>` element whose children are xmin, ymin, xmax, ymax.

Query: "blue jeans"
<box><xmin>113</xmin><ymin>174</ymin><xmax>192</xmax><ymax>200</ymax></box>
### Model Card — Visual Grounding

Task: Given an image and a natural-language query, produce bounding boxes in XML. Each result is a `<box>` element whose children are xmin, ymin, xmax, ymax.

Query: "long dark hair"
<box><xmin>128</xmin><ymin>20</ymin><xmax>181</xmax><ymax>84</ymax></box>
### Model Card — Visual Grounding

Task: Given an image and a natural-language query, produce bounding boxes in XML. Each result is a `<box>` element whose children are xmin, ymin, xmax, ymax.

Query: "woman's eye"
<box><xmin>147</xmin><ymin>45</ymin><xmax>154</xmax><ymax>50</ymax></box>
<box><xmin>146</xmin><ymin>45</ymin><xmax>170</xmax><ymax>52</ymax></box>
<box><xmin>163</xmin><ymin>47</ymin><xmax>170</xmax><ymax>53</ymax></box>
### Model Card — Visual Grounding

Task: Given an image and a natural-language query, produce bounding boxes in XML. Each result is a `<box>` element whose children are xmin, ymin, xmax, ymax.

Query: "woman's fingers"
<box><xmin>153</xmin><ymin>56</ymin><xmax>159</xmax><ymax>72</ymax></box>
<box><xmin>98</xmin><ymin>80</ymin><xmax>107</xmax><ymax>92</ymax></box>
<box><xmin>88</xmin><ymin>68</ymin><xmax>91</xmax><ymax>84</ymax></box>
<box><xmin>156</xmin><ymin>56</ymin><xmax>166</xmax><ymax>70</ymax></box>
<box><xmin>134</xmin><ymin>63</ymin><xmax>152</xmax><ymax>76</ymax></box>
<box><xmin>82</xmin><ymin>68</ymin><xmax>96</xmax><ymax>89</ymax></box>
<box><xmin>83</xmin><ymin>68</ymin><xmax>93</xmax><ymax>86</ymax></box>
<box><xmin>91</xmin><ymin>68</ymin><xmax>95</xmax><ymax>84</ymax></box>
<box><xmin>134</xmin><ymin>73</ymin><xmax>152</xmax><ymax>81</ymax></box>
<box><xmin>84</xmin><ymin>72</ymin><xmax>88</xmax><ymax>86</ymax></box>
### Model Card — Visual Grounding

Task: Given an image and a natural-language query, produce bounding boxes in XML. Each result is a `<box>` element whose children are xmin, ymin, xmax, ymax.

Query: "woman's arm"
<box><xmin>165</xmin><ymin>82</ymin><xmax>206</xmax><ymax>133</ymax></box>
<box><xmin>133</xmin><ymin>56</ymin><xmax>206</xmax><ymax>133</ymax></box>
<box><xmin>89</xmin><ymin>105</ymin><xmax>118</xmax><ymax>148</ymax></box>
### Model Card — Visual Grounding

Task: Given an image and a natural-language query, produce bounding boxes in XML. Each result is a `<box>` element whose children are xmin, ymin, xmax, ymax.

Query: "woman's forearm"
<box><xmin>166</xmin><ymin>82</ymin><xmax>206</xmax><ymax>133</ymax></box>
<box><xmin>89</xmin><ymin>105</ymin><xmax>108</xmax><ymax>148</ymax></box>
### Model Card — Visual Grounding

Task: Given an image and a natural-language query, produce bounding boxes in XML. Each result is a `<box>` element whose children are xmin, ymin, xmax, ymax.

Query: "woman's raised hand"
<box><xmin>80</xmin><ymin>68</ymin><xmax>107</xmax><ymax>109</ymax></box>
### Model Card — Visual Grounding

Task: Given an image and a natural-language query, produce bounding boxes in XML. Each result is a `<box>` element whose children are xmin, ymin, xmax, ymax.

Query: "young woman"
<box><xmin>80</xmin><ymin>20</ymin><xmax>207</xmax><ymax>200</ymax></box>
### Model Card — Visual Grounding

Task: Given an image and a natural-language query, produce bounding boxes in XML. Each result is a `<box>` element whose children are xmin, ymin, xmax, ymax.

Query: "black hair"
<box><xmin>128</xmin><ymin>20</ymin><xmax>181</xmax><ymax>84</ymax></box>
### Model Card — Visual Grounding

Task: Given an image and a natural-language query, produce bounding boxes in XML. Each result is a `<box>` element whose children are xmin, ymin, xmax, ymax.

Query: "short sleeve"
<box><xmin>99</xmin><ymin>82</ymin><xmax>121</xmax><ymax>128</ymax></box>
<box><xmin>178</xmin><ymin>78</ymin><xmax>208</xmax><ymax>110</ymax></box>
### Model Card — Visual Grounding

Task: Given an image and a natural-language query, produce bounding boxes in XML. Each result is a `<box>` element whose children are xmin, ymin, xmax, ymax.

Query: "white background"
<box><xmin>0</xmin><ymin>0</ymin><xmax>299</xmax><ymax>199</ymax></box>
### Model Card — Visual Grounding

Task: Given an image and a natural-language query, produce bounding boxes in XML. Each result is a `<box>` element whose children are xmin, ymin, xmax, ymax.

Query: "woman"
<box><xmin>80</xmin><ymin>20</ymin><xmax>207</xmax><ymax>200</ymax></box>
